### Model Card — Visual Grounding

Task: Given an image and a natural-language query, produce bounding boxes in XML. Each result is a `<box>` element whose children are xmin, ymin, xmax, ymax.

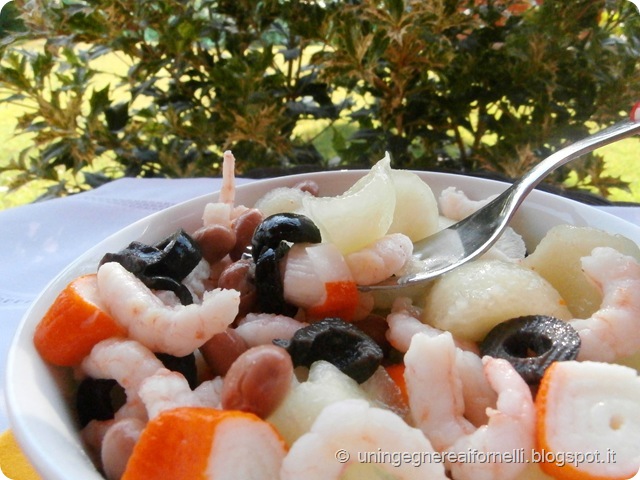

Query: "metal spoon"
<box><xmin>363</xmin><ymin>112</ymin><xmax>640</xmax><ymax>291</ymax></box>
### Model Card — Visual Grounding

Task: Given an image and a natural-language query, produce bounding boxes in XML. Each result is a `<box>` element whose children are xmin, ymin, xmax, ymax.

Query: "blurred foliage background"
<box><xmin>0</xmin><ymin>0</ymin><xmax>639</xmax><ymax>207</ymax></box>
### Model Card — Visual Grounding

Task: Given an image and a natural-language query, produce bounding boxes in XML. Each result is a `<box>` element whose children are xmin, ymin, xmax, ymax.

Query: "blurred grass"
<box><xmin>0</xmin><ymin>104</ymin><xmax>42</xmax><ymax>209</ymax></box>
<box><xmin>595</xmin><ymin>139</ymin><xmax>640</xmax><ymax>203</ymax></box>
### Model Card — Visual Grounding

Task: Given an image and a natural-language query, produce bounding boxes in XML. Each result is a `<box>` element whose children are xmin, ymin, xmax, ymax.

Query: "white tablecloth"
<box><xmin>1</xmin><ymin>176</ymin><xmax>639</xmax><ymax>432</ymax></box>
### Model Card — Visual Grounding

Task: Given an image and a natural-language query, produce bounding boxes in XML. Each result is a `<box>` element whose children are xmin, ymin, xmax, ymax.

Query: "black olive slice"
<box><xmin>251</xmin><ymin>213</ymin><xmax>321</xmax><ymax>316</ymax></box>
<box><xmin>147</xmin><ymin>229</ymin><xmax>202</xmax><ymax>281</ymax></box>
<box><xmin>143</xmin><ymin>276</ymin><xmax>194</xmax><ymax>305</ymax></box>
<box><xmin>100</xmin><ymin>241</ymin><xmax>161</xmax><ymax>275</ymax></box>
<box><xmin>155</xmin><ymin>352</ymin><xmax>198</xmax><ymax>390</ymax></box>
<box><xmin>254</xmin><ymin>245</ymin><xmax>297</xmax><ymax>316</ymax></box>
<box><xmin>480</xmin><ymin>315</ymin><xmax>581</xmax><ymax>386</ymax></box>
<box><xmin>273</xmin><ymin>317</ymin><xmax>383</xmax><ymax>383</ymax></box>
<box><xmin>251</xmin><ymin>213</ymin><xmax>321</xmax><ymax>261</ymax></box>
<box><xmin>76</xmin><ymin>378</ymin><xmax>121</xmax><ymax>427</ymax></box>
<box><xmin>99</xmin><ymin>229</ymin><xmax>202</xmax><ymax>305</ymax></box>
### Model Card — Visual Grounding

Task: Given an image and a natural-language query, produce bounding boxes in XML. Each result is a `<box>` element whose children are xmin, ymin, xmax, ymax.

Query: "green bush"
<box><xmin>0</xmin><ymin>0</ymin><xmax>638</xmax><ymax>201</ymax></box>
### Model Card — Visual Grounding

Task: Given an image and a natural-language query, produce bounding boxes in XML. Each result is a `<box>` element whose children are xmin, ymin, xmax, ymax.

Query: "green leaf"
<box><xmin>177</xmin><ymin>21</ymin><xmax>196</xmax><ymax>40</ymax></box>
<box><xmin>89</xmin><ymin>85</ymin><xmax>111</xmax><ymax>115</ymax></box>
<box><xmin>24</xmin><ymin>121</ymin><xmax>49</xmax><ymax>133</ymax></box>
<box><xmin>83</xmin><ymin>171</ymin><xmax>112</xmax><ymax>188</ymax></box>
<box><xmin>331</xmin><ymin>125</ymin><xmax>347</xmax><ymax>152</ymax></box>
<box><xmin>0</xmin><ymin>2</ymin><xmax>26</xmax><ymax>39</ymax></box>
<box><xmin>144</xmin><ymin>27</ymin><xmax>160</xmax><ymax>44</ymax></box>
<box><xmin>31</xmin><ymin>52</ymin><xmax>55</xmax><ymax>84</ymax></box>
<box><xmin>279</xmin><ymin>47</ymin><xmax>300</xmax><ymax>61</ymax></box>
<box><xmin>386</xmin><ymin>0</ymin><xmax>405</xmax><ymax>22</ymax></box>
<box><xmin>105</xmin><ymin>102</ymin><xmax>130</xmax><ymax>131</ymax></box>
<box><xmin>0</xmin><ymin>92</ymin><xmax>26</xmax><ymax>102</ymax></box>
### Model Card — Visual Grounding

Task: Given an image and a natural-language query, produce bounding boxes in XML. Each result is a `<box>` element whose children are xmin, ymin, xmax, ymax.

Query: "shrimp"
<box><xmin>386</xmin><ymin>302</ymin><xmax>494</xmax><ymax>427</ymax></box>
<box><xmin>344</xmin><ymin>233</ymin><xmax>413</xmax><ymax>286</ymax></box>
<box><xmin>138</xmin><ymin>369</ymin><xmax>222</xmax><ymax>419</ymax></box>
<box><xmin>182</xmin><ymin>258</ymin><xmax>212</xmax><ymax>302</ymax></box>
<box><xmin>97</xmin><ymin>261</ymin><xmax>240</xmax><ymax>357</ymax></box>
<box><xmin>113</xmin><ymin>396</ymin><xmax>148</xmax><ymax>423</ymax></box>
<box><xmin>235</xmin><ymin>313</ymin><xmax>308</xmax><ymax>348</ymax></box>
<box><xmin>386</xmin><ymin>298</ymin><xmax>444</xmax><ymax>353</ymax></box>
<box><xmin>101</xmin><ymin>417</ymin><xmax>145</xmax><ymax>480</ymax></box>
<box><xmin>404</xmin><ymin>332</ymin><xmax>475</xmax><ymax>451</ymax></box>
<box><xmin>193</xmin><ymin>376</ymin><xmax>224</xmax><ymax>407</ymax></box>
<box><xmin>83</xmin><ymin>404</ymin><xmax>153</xmax><ymax>480</ymax></box>
<box><xmin>219</xmin><ymin>150</ymin><xmax>236</xmax><ymax>205</ymax></box>
<box><xmin>81</xmin><ymin>395</ymin><xmax>148</xmax><ymax>472</ymax></box>
<box><xmin>455</xmin><ymin>349</ymin><xmax>498</xmax><ymax>427</ymax></box>
<box><xmin>439</xmin><ymin>187</ymin><xmax>495</xmax><ymax>221</ymax></box>
<box><xmin>280</xmin><ymin>399</ymin><xmax>447</xmax><ymax>480</ymax></box>
<box><xmin>386</xmin><ymin>298</ymin><xmax>478</xmax><ymax>354</ymax></box>
<box><xmin>438</xmin><ymin>188</ymin><xmax>526</xmax><ymax>263</ymax></box>
<box><xmin>202</xmin><ymin>202</ymin><xmax>234</xmax><ymax>230</ymax></box>
<box><xmin>202</xmin><ymin>150</ymin><xmax>248</xmax><ymax>228</ymax></box>
<box><xmin>283</xmin><ymin>242</ymin><xmax>353</xmax><ymax>308</ymax></box>
<box><xmin>282</xmin><ymin>242</ymin><xmax>360</xmax><ymax>320</ymax></box>
<box><xmin>81</xmin><ymin>338</ymin><xmax>164</xmax><ymax>398</ymax></box>
<box><xmin>404</xmin><ymin>332</ymin><xmax>535</xmax><ymax>480</ymax></box>
<box><xmin>570</xmin><ymin>247</ymin><xmax>640</xmax><ymax>362</ymax></box>
<box><xmin>80</xmin><ymin>419</ymin><xmax>115</xmax><ymax>468</ymax></box>
<box><xmin>445</xmin><ymin>357</ymin><xmax>535</xmax><ymax>480</ymax></box>
<box><xmin>79</xmin><ymin>338</ymin><xmax>160</xmax><ymax>471</ymax></box>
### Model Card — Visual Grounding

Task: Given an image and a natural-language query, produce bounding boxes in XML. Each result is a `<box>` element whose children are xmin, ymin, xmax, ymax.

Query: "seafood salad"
<box><xmin>32</xmin><ymin>152</ymin><xmax>640</xmax><ymax>480</ymax></box>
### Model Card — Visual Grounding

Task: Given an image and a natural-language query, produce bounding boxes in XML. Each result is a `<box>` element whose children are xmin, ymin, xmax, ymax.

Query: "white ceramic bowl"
<box><xmin>6</xmin><ymin>170</ymin><xmax>640</xmax><ymax>479</ymax></box>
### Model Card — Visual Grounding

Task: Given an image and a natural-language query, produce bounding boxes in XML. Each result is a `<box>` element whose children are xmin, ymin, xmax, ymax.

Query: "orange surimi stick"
<box><xmin>535</xmin><ymin>360</ymin><xmax>640</xmax><ymax>480</ymax></box>
<box><xmin>283</xmin><ymin>243</ymin><xmax>360</xmax><ymax>322</ymax></box>
<box><xmin>33</xmin><ymin>274</ymin><xmax>127</xmax><ymax>366</ymax></box>
<box><xmin>122</xmin><ymin>407</ymin><xmax>287</xmax><ymax>480</ymax></box>
<box><xmin>385</xmin><ymin>363</ymin><xmax>409</xmax><ymax>405</ymax></box>
<box><xmin>306</xmin><ymin>280</ymin><xmax>359</xmax><ymax>321</ymax></box>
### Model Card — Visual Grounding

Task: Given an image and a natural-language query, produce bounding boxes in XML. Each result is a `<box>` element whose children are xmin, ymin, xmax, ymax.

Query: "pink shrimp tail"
<box><xmin>220</xmin><ymin>150</ymin><xmax>236</xmax><ymax>205</ymax></box>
